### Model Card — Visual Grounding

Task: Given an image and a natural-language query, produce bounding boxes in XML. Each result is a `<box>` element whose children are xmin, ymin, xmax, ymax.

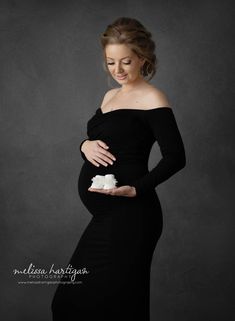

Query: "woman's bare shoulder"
<box><xmin>100</xmin><ymin>88</ymin><xmax>120</xmax><ymax>108</ymax></box>
<box><xmin>143</xmin><ymin>85</ymin><xmax>172</xmax><ymax>109</ymax></box>
<box><xmin>102</xmin><ymin>88</ymin><xmax>119</xmax><ymax>102</ymax></box>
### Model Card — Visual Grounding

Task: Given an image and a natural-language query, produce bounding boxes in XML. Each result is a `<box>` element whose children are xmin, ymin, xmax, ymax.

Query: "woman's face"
<box><xmin>105</xmin><ymin>44</ymin><xmax>144</xmax><ymax>84</ymax></box>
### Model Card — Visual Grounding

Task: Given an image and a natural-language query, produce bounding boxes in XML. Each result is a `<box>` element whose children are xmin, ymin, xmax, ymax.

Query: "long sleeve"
<box><xmin>79</xmin><ymin>138</ymin><xmax>89</xmax><ymax>161</ymax></box>
<box><xmin>130</xmin><ymin>108</ymin><xmax>186</xmax><ymax>197</ymax></box>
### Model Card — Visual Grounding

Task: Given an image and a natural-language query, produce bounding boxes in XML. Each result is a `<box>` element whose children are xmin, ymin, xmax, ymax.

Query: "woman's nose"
<box><xmin>115</xmin><ymin>64</ymin><xmax>123</xmax><ymax>74</ymax></box>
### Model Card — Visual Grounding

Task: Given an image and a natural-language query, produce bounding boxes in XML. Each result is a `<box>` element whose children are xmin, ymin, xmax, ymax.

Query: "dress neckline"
<box><xmin>98</xmin><ymin>106</ymin><xmax>172</xmax><ymax>115</ymax></box>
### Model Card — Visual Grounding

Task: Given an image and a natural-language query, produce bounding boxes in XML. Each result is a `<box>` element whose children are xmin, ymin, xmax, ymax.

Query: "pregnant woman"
<box><xmin>51</xmin><ymin>17</ymin><xmax>186</xmax><ymax>321</ymax></box>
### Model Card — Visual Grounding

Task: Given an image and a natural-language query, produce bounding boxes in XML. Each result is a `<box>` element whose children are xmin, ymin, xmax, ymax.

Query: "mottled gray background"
<box><xmin>1</xmin><ymin>0</ymin><xmax>234</xmax><ymax>320</ymax></box>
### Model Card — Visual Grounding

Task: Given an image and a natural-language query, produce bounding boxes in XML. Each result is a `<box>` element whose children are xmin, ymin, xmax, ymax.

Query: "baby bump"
<box><xmin>77</xmin><ymin>160</ymin><xmax>148</xmax><ymax>215</ymax></box>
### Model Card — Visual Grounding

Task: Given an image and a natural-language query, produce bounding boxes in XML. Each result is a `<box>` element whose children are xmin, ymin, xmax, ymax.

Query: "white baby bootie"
<box><xmin>90</xmin><ymin>175</ymin><xmax>105</xmax><ymax>189</ymax></box>
<box><xmin>89</xmin><ymin>174</ymin><xmax>118</xmax><ymax>189</ymax></box>
<box><xmin>103</xmin><ymin>174</ymin><xmax>118</xmax><ymax>189</ymax></box>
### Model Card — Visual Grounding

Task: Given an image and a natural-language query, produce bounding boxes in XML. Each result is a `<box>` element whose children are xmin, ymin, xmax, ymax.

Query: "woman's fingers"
<box><xmin>97</xmin><ymin>153</ymin><xmax>115</xmax><ymax>166</ymax></box>
<box><xmin>98</xmin><ymin>147</ymin><xmax>116</xmax><ymax>162</ymax></box>
<box><xmin>90</xmin><ymin>159</ymin><xmax>101</xmax><ymax>167</ymax></box>
<box><xmin>88</xmin><ymin>186</ymin><xmax>136</xmax><ymax>197</ymax></box>
<box><xmin>90</xmin><ymin>155</ymin><xmax>113</xmax><ymax>167</ymax></box>
<box><xmin>91</xmin><ymin>155</ymin><xmax>110</xmax><ymax>167</ymax></box>
<box><xmin>97</xmin><ymin>141</ymin><xmax>116</xmax><ymax>160</ymax></box>
<box><xmin>92</xmin><ymin>146</ymin><xmax>116</xmax><ymax>167</ymax></box>
<box><xmin>88</xmin><ymin>187</ymin><xmax>117</xmax><ymax>195</ymax></box>
<box><xmin>97</xmin><ymin>140</ymin><xmax>109</xmax><ymax>150</ymax></box>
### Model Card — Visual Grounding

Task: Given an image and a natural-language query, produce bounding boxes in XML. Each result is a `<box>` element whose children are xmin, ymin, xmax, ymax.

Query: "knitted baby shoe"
<box><xmin>90</xmin><ymin>175</ymin><xmax>105</xmax><ymax>189</ymax></box>
<box><xmin>103</xmin><ymin>174</ymin><xmax>118</xmax><ymax>189</ymax></box>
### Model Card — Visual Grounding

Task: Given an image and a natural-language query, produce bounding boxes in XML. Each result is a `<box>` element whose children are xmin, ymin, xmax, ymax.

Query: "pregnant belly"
<box><xmin>78</xmin><ymin>160</ymin><xmax>148</xmax><ymax>216</ymax></box>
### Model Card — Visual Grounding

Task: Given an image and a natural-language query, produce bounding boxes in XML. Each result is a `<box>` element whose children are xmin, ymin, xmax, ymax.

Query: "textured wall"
<box><xmin>1</xmin><ymin>0</ymin><xmax>234</xmax><ymax>320</ymax></box>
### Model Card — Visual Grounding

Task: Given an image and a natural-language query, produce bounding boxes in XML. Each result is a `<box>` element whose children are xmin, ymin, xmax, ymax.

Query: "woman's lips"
<box><xmin>116</xmin><ymin>74</ymin><xmax>127</xmax><ymax>80</ymax></box>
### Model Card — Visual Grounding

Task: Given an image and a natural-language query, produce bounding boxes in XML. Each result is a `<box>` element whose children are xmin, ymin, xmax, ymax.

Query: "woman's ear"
<box><xmin>140</xmin><ymin>57</ymin><xmax>145</xmax><ymax>66</ymax></box>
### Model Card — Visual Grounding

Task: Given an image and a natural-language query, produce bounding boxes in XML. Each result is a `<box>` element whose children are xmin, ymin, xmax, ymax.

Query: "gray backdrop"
<box><xmin>1</xmin><ymin>0</ymin><xmax>234</xmax><ymax>320</ymax></box>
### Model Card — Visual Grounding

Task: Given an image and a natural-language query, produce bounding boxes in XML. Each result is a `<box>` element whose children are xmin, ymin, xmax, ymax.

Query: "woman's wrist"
<box><xmin>81</xmin><ymin>139</ymin><xmax>89</xmax><ymax>153</ymax></box>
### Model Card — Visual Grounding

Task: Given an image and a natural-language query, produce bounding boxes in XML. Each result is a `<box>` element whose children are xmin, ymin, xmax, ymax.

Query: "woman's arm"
<box><xmin>130</xmin><ymin>107</ymin><xmax>186</xmax><ymax>196</ymax></box>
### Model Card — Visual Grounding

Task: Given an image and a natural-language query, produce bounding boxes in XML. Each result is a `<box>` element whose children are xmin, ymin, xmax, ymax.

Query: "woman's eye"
<box><xmin>107</xmin><ymin>61</ymin><xmax>131</xmax><ymax>65</ymax></box>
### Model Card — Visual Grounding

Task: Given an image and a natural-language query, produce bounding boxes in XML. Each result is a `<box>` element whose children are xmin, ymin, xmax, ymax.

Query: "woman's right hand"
<box><xmin>81</xmin><ymin>140</ymin><xmax>116</xmax><ymax>167</ymax></box>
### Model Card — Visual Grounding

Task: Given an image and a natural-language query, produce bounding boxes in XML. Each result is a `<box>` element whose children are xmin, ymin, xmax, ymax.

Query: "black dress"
<box><xmin>51</xmin><ymin>106</ymin><xmax>186</xmax><ymax>321</ymax></box>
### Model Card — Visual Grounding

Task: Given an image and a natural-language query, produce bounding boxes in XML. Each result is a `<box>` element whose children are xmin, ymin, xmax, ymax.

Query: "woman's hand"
<box><xmin>88</xmin><ymin>185</ymin><xmax>137</xmax><ymax>197</ymax></box>
<box><xmin>81</xmin><ymin>140</ymin><xmax>116</xmax><ymax>167</ymax></box>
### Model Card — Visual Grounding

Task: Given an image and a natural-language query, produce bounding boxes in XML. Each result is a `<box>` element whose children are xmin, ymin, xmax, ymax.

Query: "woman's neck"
<box><xmin>120</xmin><ymin>78</ymin><xmax>150</xmax><ymax>94</ymax></box>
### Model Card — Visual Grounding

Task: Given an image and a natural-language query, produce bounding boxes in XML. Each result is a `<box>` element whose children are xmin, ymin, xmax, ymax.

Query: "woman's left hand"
<box><xmin>88</xmin><ymin>185</ymin><xmax>137</xmax><ymax>197</ymax></box>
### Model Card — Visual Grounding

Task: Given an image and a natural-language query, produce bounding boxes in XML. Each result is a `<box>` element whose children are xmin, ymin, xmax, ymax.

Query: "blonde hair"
<box><xmin>100</xmin><ymin>17</ymin><xmax>158</xmax><ymax>84</ymax></box>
